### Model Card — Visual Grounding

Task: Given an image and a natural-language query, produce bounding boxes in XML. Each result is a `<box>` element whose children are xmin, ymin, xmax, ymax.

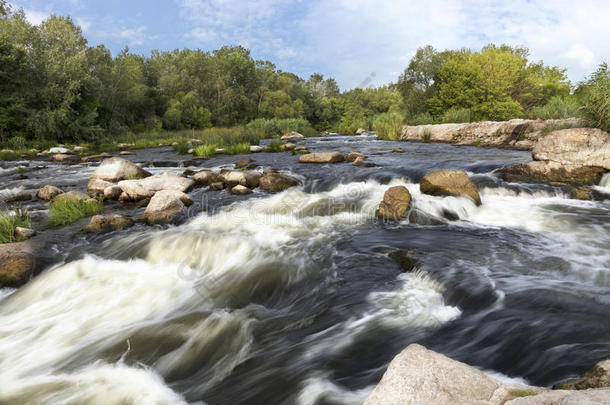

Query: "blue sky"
<box><xmin>11</xmin><ymin>0</ymin><xmax>610</xmax><ymax>90</ymax></box>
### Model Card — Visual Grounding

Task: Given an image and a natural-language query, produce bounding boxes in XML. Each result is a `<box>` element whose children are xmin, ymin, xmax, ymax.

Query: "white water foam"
<box><xmin>297</xmin><ymin>373</ymin><xmax>374</xmax><ymax>405</ymax></box>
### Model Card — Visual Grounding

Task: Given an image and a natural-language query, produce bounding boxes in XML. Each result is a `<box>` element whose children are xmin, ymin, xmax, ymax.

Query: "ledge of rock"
<box><xmin>377</xmin><ymin>186</ymin><xmax>411</xmax><ymax>220</ymax></box>
<box><xmin>420</xmin><ymin>169</ymin><xmax>482</xmax><ymax>205</ymax></box>
<box><xmin>400</xmin><ymin>118</ymin><xmax>582</xmax><ymax>149</ymax></box>
<box><xmin>555</xmin><ymin>357</ymin><xmax>610</xmax><ymax>390</ymax></box>
<box><xmin>500</xmin><ymin>161</ymin><xmax>606</xmax><ymax>185</ymax></box>
<box><xmin>90</xmin><ymin>157</ymin><xmax>151</xmax><ymax>182</ymax></box>
<box><xmin>299</xmin><ymin>152</ymin><xmax>344</xmax><ymax>163</ymax></box>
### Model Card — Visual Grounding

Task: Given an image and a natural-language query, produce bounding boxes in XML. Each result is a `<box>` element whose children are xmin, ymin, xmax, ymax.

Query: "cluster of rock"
<box><xmin>400</xmin><ymin>118</ymin><xmax>583</xmax><ymax>149</ymax></box>
<box><xmin>500</xmin><ymin>128</ymin><xmax>609</xmax><ymax>196</ymax></box>
<box><xmin>365</xmin><ymin>344</ymin><xmax>610</xmax><ymax>405</ymax></box>
<box><xmin>376</xmin><ymin>169</ymin><xmax>482</xmax><ymax>220</ymax></box>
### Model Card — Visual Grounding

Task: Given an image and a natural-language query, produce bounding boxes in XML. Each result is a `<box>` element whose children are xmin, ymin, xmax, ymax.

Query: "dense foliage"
<box><xmin>0</xmin><ymin>4</ymin><xmax>608</xmax><ymax>148</ymax></box>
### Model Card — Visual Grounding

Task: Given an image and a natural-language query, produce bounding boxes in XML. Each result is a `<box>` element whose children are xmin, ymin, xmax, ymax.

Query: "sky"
<box><xmin>10</xmin><ymin>0</ymin><xmax>610</xmax><ymax>90</ymax></box>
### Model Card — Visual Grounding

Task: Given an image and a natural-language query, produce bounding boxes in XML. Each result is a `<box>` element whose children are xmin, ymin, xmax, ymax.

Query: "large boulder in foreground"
<box><xmin>259</xmin><ymin>172</ymin><xmax>298</xmax><ymax>192</ymax></box>
<box><xmin>420</xmin><ymin>170</ymin><xmax>482</xmax><ymax>205</ymax></box>
<box><xmin>299</xmin><ymin>152</ymin><xmax>344</xmax><ymax>164</ymax></box>
<box><xmin>0</xmin><ymin>242</ymin><xmax>42</xmax><ymax>287</ymax></box>
<box><xmin>532</xmin><ymin>128</ymin><xmax>610</xmax><ymax>169</ymax></box>
<box><xmin>555</xmin><ymin>358</ymin><xmax>610</xmax><ymax>390</ymax></box>
<box><xmin>90</xmin><ymin>157</ymin><xmax>151</xmax><ymax>182</ymax></box>
<box><xmin>37</xmin><ymin>185</ymin><xmax>64</xmax><ymax>201</ymax></box>
<box><xmin>500</xmin><ymin>161</ymin><xmax>606</xmax><ymax>185</ymax></box>
<box><xmin>142</xmin><ymin>190</ymin><xmax>186</xmax><ymax>225</ymax></box>
<box><xmin>377</xmin><ymin>186</ymin><xmax>411</xmax><ymax>220</ymax></box>
<box><xmin>280</xmin><ymin>131</ymin><xmax>305</xmax><ymax>141</ymax></box>
<box><xmin>365</xmin><ymin>344</ymin><xmax>538</xmax><ymax>405</ymax></box>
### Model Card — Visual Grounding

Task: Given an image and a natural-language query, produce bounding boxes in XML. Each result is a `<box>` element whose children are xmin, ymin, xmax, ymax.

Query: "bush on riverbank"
<box><xmin>0</xmin><ymin>207</ymin><xmax>31</xmax><ymax>244</ymax></box>
<box><xmin>247</xmin><ymin>118</ymin><xmax>317</xmax><ymax>138</ymax></box>
<box><xmin>49</xmin><ymin>197</ymin><xmax>102</xmax><ymax>226</ymax></box>
<box><xmin>373</xmin><ymin>113</ymin><xmax>404</xmax><ymax>140</ymax></box>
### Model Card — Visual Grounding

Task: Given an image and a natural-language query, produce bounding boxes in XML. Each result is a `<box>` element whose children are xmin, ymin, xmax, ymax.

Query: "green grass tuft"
<box><xmin>0</xmin><ymin>207</ymin><xmax>31</xmax><ymax>244</ymax></box>
<box><xmin>49</xmin><ymin>196</ymin><xmax>102</xmax><ymax>226</ymax></box>
<box><xmin>193</xmin><ymin>144</ymin><xmax>218</xmax><ymax>158</ymax></box>
<box><xmin>266</xmin><ymin>140</ymin><xmax>284</xmax><ymax>153</ymax></box>
<box><xmin>224</xmin><ymin>142</ymin><xmax>251</xmax><ymax>155</ymax></box>
<box><xmin>509</xmin><ymin>389</ymin><xmax>538</xmax><ymax>398</ymax></box>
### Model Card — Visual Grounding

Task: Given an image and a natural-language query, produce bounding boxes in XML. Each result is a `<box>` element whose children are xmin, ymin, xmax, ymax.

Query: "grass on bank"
<box><xmin>49</xmin><ymin>196</ymin><xmax>102</xmax><ymax>226</ymax></box>
<box><xmin>0</xmin><ymin>206</ymin><xmax>31</xmax><ymax>244</ymax></box>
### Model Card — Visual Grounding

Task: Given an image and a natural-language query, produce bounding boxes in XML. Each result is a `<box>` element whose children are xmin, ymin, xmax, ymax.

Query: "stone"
<box><xmin>50</xmin><ymin>153</ymin><xmax>80</xmax><ymax>163</ymax></box>
<box><xmin>555</xmin><ymin>358</ymin><xmax>610</xmax><ymax>390</ymax></box>
<box><xmin>37</xmin><ymin>185</ymin><xmax>64</xmax><ymax>201</ymax></box>
<box><xmin>87</xmin><ymin>178</ymin><xmax>114</xmax><ymax>197</ymax></box>
<box><xmin>354</xmin><ymin>156</ymin><xmax>376</xmax><ymax>167</ymax></box>
<box><xmin>392</xmin><ymin>148</ymin><xmax>404</xmax><ymax>153</ymax></box>
<box><xmin>280</xmin><ymin>131</ymin><xmax>305</xmax><ymax>141</ymax></box>
<box><xmin>0</xmin><ymin>242</ymin><xmax>39</xmax><ymax>287</ymax></box>
<box><xmin>284</xmin><ymin>142</ymin><xmax>296</xmax><ymax>150</ymax></box>
<box><xmin>85</xmin><ymin>214</ymin><xmax>133</xmax><ymax>232</ymax></box>
<box><xmin>156</xmin><ymin>189</ymin><xmax>193</xmax><ymax>206</ymax></box>
<box><xmin>14</xmin><ymin>227</ymin><xmax>35</xmax><ymax>239</ymax></box>
<box><xmin>506</xmin><ymin>389</ymin><xmax>610</xmax><ymax>404</ymax></box>
<box><xmin>388</xmin><ymin>250</ymin><xmax>418</xmax><ymax>272</ymax></box>
<box><xmin>72</xmin><ymin>146</ymin><xmax>86</xmax><ymax>153</ymax></box>
<box><xmin>220</xmin><ymin>170</ymin><xmax>262</xmax><ymax>188</ymax></box>
<box><xmin>215</xmin><ymin>148</ymin><xmax>225</xmax><ymax>154</ymax></box>
<box><xmin>142</xmin><ymin>190</ymin><xmax>186</xmax><ymax>224</ymax></box>
<box><xmin>117</xmin><ymin>179</ymin><xmax>155</xmax><ymax>201</ymax></box>
<box><xmin>500</xmin><ymin>161</ymin><xmax>606</xmax><ymax>185</ymax></box>
<box><xmin>193</xmin><ymin>170</ymin><xmax>220</xmax><ymax>186</ymax></box>
<box><xmin>259</xmin><ymin>172</ymin><xmax>298</xmax><ymax>192</ymax></box>
<box><xmin>48</xmin><ymin>147</ymin><xmax>71</xmax><ymax>154</ymax></box>
<box><xmin>365</xmin><ymin>344</ymin><xmax>545</xmax><ymax>405</ymax></box>
<box><xmin>294</xmin><ymin>146</ymin><xmax>308</xmax><ymax>151</ymax></box>
<box><xmin>90</xmin><ymin>157</ymin><xmax>151</xmax><ymax>182</ymax></box>
<box><xmin>3</xmin><ymin>193</ymin><xmax>31</xmax><ymax>203</ymax></box>
<box><xmin>81</xmin><ymin>153</ymin><xmax>112</xmax><ymax>162</ymax></box>
<box><xmin>230</xmin><ymin>185</ymin><xmax>253</xmax><ymax>195</ymax></box>
<box><xmin>356</xmin><ymin>128</ymin><xmax>366</xmax><ymax>135</ymax></box>
<box><xmin>532</xmin><ymin>128</ymin><xmax>610</xmax><ymax>169</ymax></box>
<box><xmin>140</xmin><ymin>172</ymin><xmax>195</xmax><ymax>193</ymax></box>
<box><xmin>52</xmin><ymin>190</ymin><xmax>89</xmax><ymax>203</ymax></box>
<box><xmin>209</xmin><ymin>182</ymin><xmax>225</xmax><ymax>191</ymax></box>
<box><xmin>236</xmin><ymin>157</ymin><xmax>253</xmax><ymax>167</ymax></box>
<box><xmin>346</xmin><ymin>152</ymin><xmax>366</xmax><ymax>162</ymax></box>
<box><xmin>103</xmin><ymin>185</ymin><xmax>122</xmax><ymax>200</ymax></box>
<box><xmin>299</xmin><ymin>152</ymin><xmax>344</xmax><ymax>163</ymax></box>
<box><xmin>119</xmin><ymin>151</ymin><xmax>135</xmax><ymax>155</ymax></box>
<box><xmin>420</xmin><ymin>170</ymin><xmax>482</xmax><ymax>205</ymax></box>
<box><xmin>377</xmin><ymin>186</ymin><xmax>411</xmax><ymax>219</ymax></box>
<box><xmin>250</xmin><ymin>145</ymin><xmax>263</xmax><ymax>153</ymax></box>
<box><xmin>117</xmin><ymin>143</ymin><xmax>135</xmax><ymax>148</ymax></box>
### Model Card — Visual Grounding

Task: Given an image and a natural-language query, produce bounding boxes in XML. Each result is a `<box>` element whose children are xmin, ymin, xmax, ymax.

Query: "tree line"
<box><xmin>1</xmin><ymin>2</ymin><xmax>608</xmax><ymax>147</ymax></box>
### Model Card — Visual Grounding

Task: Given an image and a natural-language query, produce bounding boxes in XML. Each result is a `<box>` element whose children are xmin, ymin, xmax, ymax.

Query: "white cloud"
<box><xmin>22</xmin><ymin>8</ymin><xmax>48</xmax><ymax>25</ymax></box>
<box><xmin>176</xmin><ymin>0</ymin><xmax>610</xmax><ymax>89</ymax></box>
<box><xmin>76</xmin><ymin>17</ymin><xmax>91</xmax><ymax>32</ymax></box>
<box><xmin>112</xmin><ymin>26</ymin><xmax>149</xmax><ymax>47</ymax></box>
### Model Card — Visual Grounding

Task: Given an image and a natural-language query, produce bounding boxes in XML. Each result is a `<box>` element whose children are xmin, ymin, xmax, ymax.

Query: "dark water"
<box><xmin>1</xmin><ymin>136</ymin><xmax>609</xmax><ymax>405</ymax></box>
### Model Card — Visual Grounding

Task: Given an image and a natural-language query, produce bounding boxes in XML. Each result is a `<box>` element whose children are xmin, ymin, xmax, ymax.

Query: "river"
<box><xmin>1</xmin><ymin>135</ymin><xmax>609</xmax><ymax>405</ymax></box>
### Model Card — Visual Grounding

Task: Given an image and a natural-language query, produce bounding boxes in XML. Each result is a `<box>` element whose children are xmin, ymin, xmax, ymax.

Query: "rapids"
<box><xmin>0</xmin><ymin>135</ymin><xmax>609</xmax><ymax>404</ymax></box>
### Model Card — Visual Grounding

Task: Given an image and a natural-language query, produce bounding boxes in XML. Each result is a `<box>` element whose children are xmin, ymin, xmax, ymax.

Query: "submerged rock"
<box><xmin>346</xmin><ymin>152</ymin><xmax>366</xmax><ymax>162</ymax></box>
<box><xmin>299</xmin><ymin>152</ymin><xmax>344</xmax><ymax>163</ymax></box>
<box><xmin>555</xmin><ymin>358</ymin><xmax>610</xmax><ymax>390</ymax></box>
<box><xmin>90</xmin><ymin>157</ymin><xmax>151</xmax><ymax>182</ymax></box>
<box><xmin>259</xmin><ymin>171</ymin><xmax>298</xmax><ymax>192</ymax></box>
<box><xmin>280</xmin><ymin>131</ymin><xmax>305</xmax><ymax>141</ymax></box>
<box><xmin>420</xmin><ymin>169</ymin><xmax>482</xmax><ymax>205</ymax></box>
<box><xmin>377</xmin><ymin>186</ymin><xmax>411</xmax><ymax>220</ymax></box>
<box><xmin>142</xmin><ymin>190</ymin><xmax>186</xmax><ymax>225</ymax></box>
<box><xmin>500</xmin><ymin>161</ymin><xmax>606</xmax><ymax>185</ymax></box>
<box><xmin>235</xmin><ymin>157</ymin><xmax>253</xmax><ymax>167</ymax></box>
<box><xmin>85</xmin><ymin>214</ymin><xmax>133</xmax><ymax>232</ymax></box>
<box><xmin>37</xmin><ymin>185</ymin><xmax>64</xmax><ymax>201</ymax></box>
<box><xmin>353</xmin><ymin>156</ymin><xmax>376</xmax><ymax>167</ymax></box>
<box><xmin>392</xmin><ymin>148</ymin><xmax>404</xmax><ymax>153</ymax></box>
<box><xmin>388</xmin><ymin>250</ymin><xmax>418</xmax><ymax>272</ymax></box>
<box><xmin>4</xmin><ymin>193</ymin><xmax>32</xmax><ymax>204</ymax></box>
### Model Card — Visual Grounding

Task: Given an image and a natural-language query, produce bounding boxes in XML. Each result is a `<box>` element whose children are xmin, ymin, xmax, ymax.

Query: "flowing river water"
<box><xmin>0</xmin><ymin>135</ymin><xmax>609</xmax><ymax>405</ymax></box>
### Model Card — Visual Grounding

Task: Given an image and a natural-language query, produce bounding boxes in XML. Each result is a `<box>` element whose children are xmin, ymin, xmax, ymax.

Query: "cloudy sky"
<box><xmin>11</xmin><ymin>0</ymin><xmax>610</xmax><ymax>90</ymax></box>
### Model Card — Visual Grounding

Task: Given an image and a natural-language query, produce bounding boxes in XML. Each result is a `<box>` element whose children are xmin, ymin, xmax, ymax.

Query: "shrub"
<box><xmin>8</xmin><ymin>136</ymin><xmax>27</xmax><ymax>150</ymax></box>
<box><xmin>441</xmin><ymin>107</ymin><xmax>471</xmax><ymax>123</ymax></box>
<box><xmin>246</xmin><ymin>118</ymin><xmax>316</xmax><ymax>138</ymax></box>
<box><xmin>49</xmin><ymin>196</ymin><xmax>102</xmax><ymax>226</ymax></box>
<box><xmin>266</xmin><ymin>140</ymin><xmax>284</xmax><ymax>152</ymax></box>
<box><xmin>580</xmin><ymin>63</ymin><xmax>610</xmax><ymax>132</ymax></box>
<box><xmin>0</xmin><ymin>150</ymin><xmax>20</xmax><ymax>161</ymax></box>
<box><xmin>373</xmin><ymin>112</ymin><xmax>404</xmax><ymax>140</ymax></box>
<box><xmin>193</xmin><ymin>144</ymin><xmax>218</xmax><ymax>158</ymax></box>
<box><xmin>531</xmin><ymin>96</ymin><xmax>581</xmax><ymax>119</ymax></box>
<box><xmin>408</xmin><ymin>113</ymin><xmax>436</xmax><ymax>126</ymax></box>
<box><xmin>0</xmin><ymin>206</ymin><xmax>31</xmax><ymax>244</ymax></box>
<box><xmin>224</xmin><ymin>142</ymin><xmax>251</xmax><ymax>155</ymax></box>
<box><xmin>421</xmin><ymin>129</ymin><xmax>432</xmax><ymax>143</ymax></box>
<box><xmin>173</xmin><ymin>142</ymin><xmax>190</xmax><ymax>154</ymax></box>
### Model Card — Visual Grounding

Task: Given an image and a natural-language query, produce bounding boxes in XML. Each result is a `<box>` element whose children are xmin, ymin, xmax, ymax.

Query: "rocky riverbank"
<box><xmin>365</xmin><ymin>344</ymin><xmax>610</xmax><ymax>405</ymax></box>
<box><xmin>400</xmin><ymin>118</ymin><xmax>583</xmax><ymax>149</ymax></box>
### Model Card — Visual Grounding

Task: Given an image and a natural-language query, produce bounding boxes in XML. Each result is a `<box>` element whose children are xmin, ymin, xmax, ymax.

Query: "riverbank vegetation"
<box><xmin>49</xmin><ymin>196</ymin><xmax>102</xmax><ymax>226</ymax></box>
<box><xmin>0</xmin><ymin>2</ymin><xmax>608</xmax><ymax>149</ymax></box>
<box><xmin>0</xmin><ymin>206</ymin><xmax>30</xmax><ymax>243</ymax></box>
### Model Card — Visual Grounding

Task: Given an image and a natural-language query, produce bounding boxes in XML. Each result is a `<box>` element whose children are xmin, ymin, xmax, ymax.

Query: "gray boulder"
<box><xmin>532</xmin><ymin>128</ymin><xmax>610</xmax><ymax>169</ymax></box>
<box><xmin>420</xmin><ymin>169</ymin><xmax>482</xmax><ymax>205</ymax></box>
<box><xmin>142</xmin><ymin>190</ymin><xmax>186</xmax><ymax>225</ymax></box>
<box><xmin>90</xmin><ymin>157</ymin><xmax>151</xmax><ymax>182</ymax></box>
<box><xmin>281</xmin><ymin>131</ymin><xmax>305</xmax><ymax>141</ymax></box>
<box><xmin>299</xmin><ymin>152</ymin><xmax>344</xmax><ymax>163</ymax></box>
